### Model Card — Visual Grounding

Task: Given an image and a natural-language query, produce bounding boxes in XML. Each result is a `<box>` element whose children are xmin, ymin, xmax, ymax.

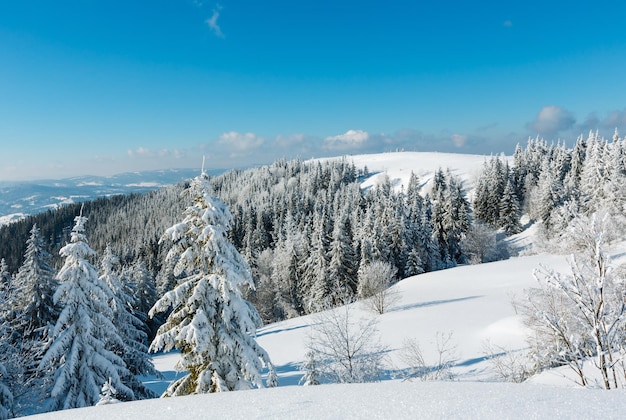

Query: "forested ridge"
<box><xmin>1</xmin><ymin>131</ymin><xmax>626</xmax><ymax>415</ymax></box>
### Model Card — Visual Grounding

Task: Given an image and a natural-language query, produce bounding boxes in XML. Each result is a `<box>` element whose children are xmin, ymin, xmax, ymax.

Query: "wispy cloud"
<box><xmin>216</xmin><ymin>131</ymin><xmax>264</xmax><ymax>156</ymax></box>
<box><xmin>576</xmin><ymin>109</ymin><xmax>626</xmax><ymax>137</ymax></box>
<box><xmin>526</xmin><ymin>105</ymin><xmax>576</xmax><ymax>136</ymax></box>
<box><xmin>127</xmin><ymin>147</ymin><xmax>183</xmax><ymax>159</ymax></box>
<box><xmin>206</xmin><ymin>8</ymin><xmax>224</xmax><ymax>38</ymax></box>
<box><xmin>324</xmin><ymin>129</ymin><xmax>370</xmax><ymax>150</ymax></box>
<box><xmin>451</xmin><ymin>134</ymin><xmax>468</xmax><ymax>148</ymax></box>
<box><xmin>503</xmin><ymin>20</ymin><xmax>513</xmax><ymax>27</ymax></box>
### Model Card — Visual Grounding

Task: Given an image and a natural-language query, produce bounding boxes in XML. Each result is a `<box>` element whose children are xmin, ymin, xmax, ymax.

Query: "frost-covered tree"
<box><xmin>327</xmin><ymin>208</ymin><xmax>358</xmax><ymax>305</ymax></box>
<box><xmin>461</xmin><ymin>222</ymin><xmax>501</xmax><ymax>264</ymax></box>
<box><xmin>357</xmin><ymin>261</ymin><xmax>400</xmax><ymax>314</ymax></box>
<box><xmin>12</xmin><ymin>225</ymin><xmax>59</xmax><ymax>357</ymax></box>
<box><xmin>498</xmin><ymin>180</ymin><xmax>522</xmax><ymax>235</ymax></box>
<box><xmin>40</xmin><ymin>214</ymin><xmax>134</xmax><ymax>410</ymax></box>
<box><xmin>96</xmin><ymin>378</ymin><xmax>120</xmax><ymax>406</ymax></box>
<box><xmin>0</xmin><ymin>261</ymin><xmax>14</xmax><ymax>420</ymax></box>
<box><xmin>0</xmin><ymin>362</ymin><xmax>12</xmax><ymax>420</ymax></box>
<box><xmin>300</xmin><ymin>349</ymin><xmax>321</xmax><ymax>386</ymax></box>
<box><xmin>307</xmin><ymin>305</ymin><xmax>387</xmax><ymax>384</ymax></box>
<box><xmin>123</xmin><ymin>258</ymin><xmax>159</xmax><ymax>339</ymax></box>
<box><xmin>302</xmin><ymin>209</ymin><xmax>332</xmax><ymax>312</ymax></box>
<box><xmin>149</xmin><ymin>171</ymin><xmax>277</xmax><ymax>396</ymax></box>
<box><xmin>0</xmin><ymin>260</ymin><xmax>11</xmax><ymax>309</ymax></box>
<box><xmin>99</xmin><ymin>246</ymin><xmax>158</xmax><ymax>399</ymax></box>
<box><xmin>522</xmin><ymin>213</ymin><xmax>626</xmax><ymax>389</ymax></box>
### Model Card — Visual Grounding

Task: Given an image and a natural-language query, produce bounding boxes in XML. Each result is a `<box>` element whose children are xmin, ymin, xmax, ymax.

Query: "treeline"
<box><xmin>0</xmin><ymin>158</ymin><xmax>477</xmax><ymax>325</ymax></box>
<box><xmin>473</xmin><ymin>130</ymin><xmax>626</xmax><ymax>241</ymax></box>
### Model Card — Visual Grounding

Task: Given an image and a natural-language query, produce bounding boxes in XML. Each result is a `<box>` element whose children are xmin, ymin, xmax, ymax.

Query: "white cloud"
<box><xmin>217</xmin><ymin>131</ymin><xmax>265</xmax><ymax>156</ymax></box>
<box><xmin>206</xmin><ymin>9</ymin><xmax>224</xmax><ymax>38</ymax></box>
<box><xmin>274</xmin><ymin>133</ymin><xmax>306</xmax><ymax>147</ymax></box>
<box><xmin>527</xmin><ymin>105</ymin><xmax>576</xmax><ymax>135</ymax></box>
<box><xmin>451</xmin><ymin>134</ymin><xmax>468</xmax><ymax>148</ymax></box>
<box><xmin>602</xmin><ymin>109</ymin><xmax>626</xmax><ymax>128</ymax></box>
<box><xmin>127</xmin><ymin>147</ymin><xmax>181</xmax><ymax>159</ymax></box>
<box><xmin>324</xmin><ymin>129</ymin><xmax>370</xmax><ymax>150</ymax></box>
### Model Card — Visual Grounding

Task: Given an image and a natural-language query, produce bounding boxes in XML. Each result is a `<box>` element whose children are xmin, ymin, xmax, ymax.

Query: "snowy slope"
<box><xmin>256</xmin><ymin>254</ymin><xmax>570</xmax><ymax>385</ymax></box>
<box><xmin>320</xmin><ymin>151</ymin><xmax>499</xmax><ymax>196</ymax></box>
<box><xmin>27</xmin><ymin>253</ymin><xmax>626</xmax><ymax>419</ymax></box>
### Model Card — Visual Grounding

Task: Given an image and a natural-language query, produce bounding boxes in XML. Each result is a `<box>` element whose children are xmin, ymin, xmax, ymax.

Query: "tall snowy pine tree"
<box><xmin>39</xmin><ymin>214</ymin><xmax>134</xmax><ymax>410</ymax></box>
<box><xmin>12</xmin><ymin>225</ymin><xmax>59</xmax><ymax>351</ymax></box>
<box><xmin>149</xmin><ymin>171</ymin><xmax>277</xmax><ymax>395</ymax></box>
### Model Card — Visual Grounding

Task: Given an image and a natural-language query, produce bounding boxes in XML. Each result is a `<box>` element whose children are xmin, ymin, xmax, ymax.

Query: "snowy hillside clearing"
<box><xmin>25</xmin><ymin>251</ymin><xmax>626</xmax><ymax>419</ymax></box>
<box><xmin>321</xmin><ymin>151</ymin><xmax>500</xmax><ymax>195</ymax></box>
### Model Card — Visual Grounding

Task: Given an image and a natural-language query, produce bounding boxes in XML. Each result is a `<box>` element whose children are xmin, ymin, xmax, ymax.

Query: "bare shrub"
<box><xmin>306</xmin><ymin>305</ymin><xmax>388</xmax><ymax>384</ymax></box>
<box><xmin>357</xmin><ymin>261</ymin><xmax>400</xmax><ymax>314</ymax></box>
<box><xmin>400</xmin><ymin>332</ymin><xmax>457</xmax><ymax>381</ymax></box>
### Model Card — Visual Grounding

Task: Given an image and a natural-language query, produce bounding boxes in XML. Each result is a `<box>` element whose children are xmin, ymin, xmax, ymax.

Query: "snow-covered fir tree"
<box><xmin>499</xmin><ymin>179</ymin><xmax>522</xmax><ymax>235</ymax></box>
<box><xmin>39</xmin><ymin>213</ymin><xmax>134</xmax><ymax>411</ymax></box>
<box><xmin>149</xmin><ymin>171</ymin><xmax>277</xmax><ymax>395</ymax></box>
<box><xmin>123</xmin><ymin>258</ymin><xmax>159</xmax><ymax>339</ymax></box>
<box><xmin>95</xmin><ymin>378</ymin><xmax>119</xmax><ymax>406</ymax></box>
<box><xmin>300</xmin><ymin>349</ymin><xmax>321</xmax><ymax>386</ymax></box>
<box><xmin>12</xmin><ymin>224</ymin><xmax>58</xmax><ymax>339</ymax></box>
<box><xmin>0</xmin><ymin>362</ymin><xmax>12</xmax><ymax>420</ymax></box>
<box><xmin>99</xmin><ymin>246</ymin><xmax>158</xmax><ymax>399</ymax></box>
<box><xmin>0</xmin><ymin>260</ymin><xmax>11</xmax><ymax>309</ymax></box>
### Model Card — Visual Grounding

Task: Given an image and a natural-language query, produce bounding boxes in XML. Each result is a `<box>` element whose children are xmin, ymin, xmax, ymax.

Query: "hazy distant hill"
<box><xmin>0</xmin><ymin>168</ymin><xmax>224</xmax><ymax>224</ymax></box>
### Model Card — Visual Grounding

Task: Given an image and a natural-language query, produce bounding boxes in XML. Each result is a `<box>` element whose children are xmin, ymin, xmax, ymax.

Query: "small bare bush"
<box><xmin>400</xmin><ymin>332</ymin><xmax>457</xmax><ymax>381</ymax></box>
<box><xmin>306</xmin><ymin>305</ymin><xmax>388</xmax><ymax>384</ymax></box>
<box><xmin>357</xmin><ymin>261</ymin><xmax>400</xmax><ymax>314</ymax></box>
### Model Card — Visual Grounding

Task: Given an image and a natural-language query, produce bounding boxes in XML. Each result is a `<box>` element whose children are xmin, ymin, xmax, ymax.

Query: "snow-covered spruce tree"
<box><xmin>0</xmin><ymin>260</ymin><xmax>11</xmax><ymax>308</ymax></box>
<box><xmin>99</xmin><ymin>246</ymin><xmax>158</xmax><ymax>399</ymax></box>
<box><xmin>124</xmin><ymin>258</ymin><xmax>159</xmax><ymax>339</ymax></box>
<box><xmin>12</xmin><ymin>225</ymin><xmax>59</xmax><ymax>368</ymax></box>
<box><xmin>0</xmin><ymin>281</ymin><xmax>14</xmax><ymax>420</ymax></box>
<box><xmin>39</xmin><ymin>214</ymin><xmax>134</xmax><ymax>410</ymax></box>
<box><xmin>300</xmin><ymin>349</ymin><xmax>321</xmax><ymax>386</ymax></box>
<box><xmin>0</xmin><ymin>362</ymin><xmax>12</xmax><ymax>420</ymax></box>
<box><xmin>96</xmin><ymin>378</ymin><xmax>119</xmax><ymax>406</ymax></box>
<box><xmin>499</xmin><ymin>179</ymin><xmax>522</xmax><ymax>235</ymax></box>
<box><xmin>149</xmin><ymin>171</ymin><xmax>277</xmax><ymax>396</ymax></box>
<box><xmin>522</xmin><ymin>213</ymin><xmax>626</xmax><ymax>389</ymax></box>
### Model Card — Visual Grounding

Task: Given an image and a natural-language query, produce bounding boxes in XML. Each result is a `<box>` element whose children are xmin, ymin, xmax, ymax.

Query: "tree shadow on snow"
<box><xmin>257</xmin><ymin>323</ymin><xmax>310</xmax><ymax>338</ymax></box>
<box><xmin>389</xmin><ymin>295</ymin><xmax>483</xmax><ymax>313</ymax></box>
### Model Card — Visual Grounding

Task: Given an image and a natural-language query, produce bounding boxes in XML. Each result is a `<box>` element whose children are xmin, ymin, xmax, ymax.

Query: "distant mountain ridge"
<box><xmin>0</xmin><ymin>168</ymin><xmax>224</xmax><ymax>224</ymax></box>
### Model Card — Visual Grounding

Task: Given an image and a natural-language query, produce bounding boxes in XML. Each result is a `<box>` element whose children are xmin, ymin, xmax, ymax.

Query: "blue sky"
<box><xmin>1</xmin><ymin>1</ymin><xmax>625</xmax><ymax>180</ymax></box>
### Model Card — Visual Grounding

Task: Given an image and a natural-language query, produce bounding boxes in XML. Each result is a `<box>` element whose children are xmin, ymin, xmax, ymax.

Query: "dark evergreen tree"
<box><xmin>499</xmin><ymin>180</ymin><xmax>522</xmax><ymax>235</ymax></box>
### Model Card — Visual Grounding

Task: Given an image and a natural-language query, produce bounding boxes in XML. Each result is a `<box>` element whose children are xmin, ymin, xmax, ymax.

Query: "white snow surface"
<box><xmin>26</xmin><ymin>253</ymin><xmax>626</xmax><ymax>419</ymax></box>
<box><xmin>321</xmin><ymin>151</ymin><xmax>500</xmax><ymax>195</ymax></box>
<box><xmin>26</xmin><ymin>380</ymin><xmax>626</xmax><ymax>419</ymax></box>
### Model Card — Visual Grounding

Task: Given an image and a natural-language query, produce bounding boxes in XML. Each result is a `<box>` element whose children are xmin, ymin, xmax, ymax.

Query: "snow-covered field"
<box><xmin>321</xmin><ymin>151</ymin><xmax>496</xmax><ymax>196</ymax></box>
<box><xmin>22</xmin><ymin>151</ymin><xmax>626</xmax><ymax>418</ymax></box>
<box><xmin>28</xmin><ymin>252</ymin><xmax>626</xmax><ymax>419</ymax></box>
